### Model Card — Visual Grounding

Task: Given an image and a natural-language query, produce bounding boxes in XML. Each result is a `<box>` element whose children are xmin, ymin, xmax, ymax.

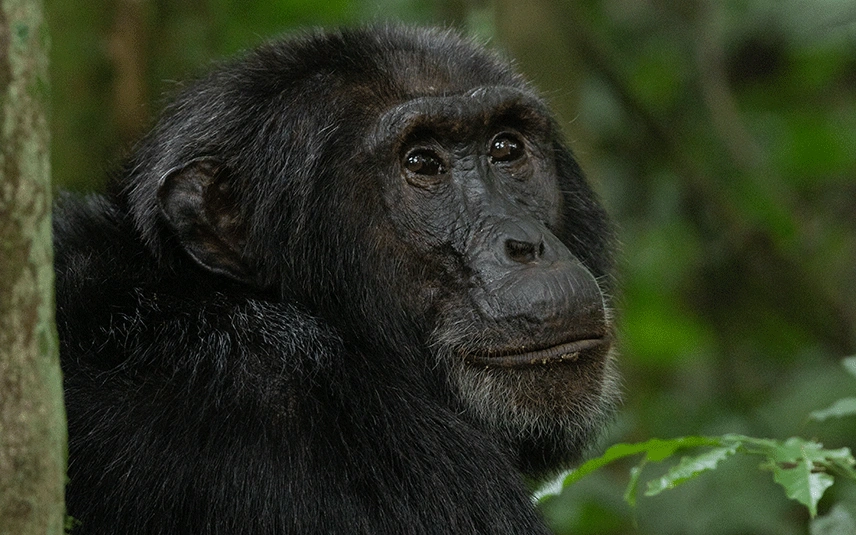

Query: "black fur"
<box><xmin>55</xmin><ymin>26</ymin><xmax>617</xmax><ymax>534</ymax></box>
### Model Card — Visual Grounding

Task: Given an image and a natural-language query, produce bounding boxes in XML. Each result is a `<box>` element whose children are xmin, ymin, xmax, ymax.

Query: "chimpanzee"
<box><xmin>54</xmin><ymin>25</ymin><xmax>618</xmax><ymax>534</ymax></box>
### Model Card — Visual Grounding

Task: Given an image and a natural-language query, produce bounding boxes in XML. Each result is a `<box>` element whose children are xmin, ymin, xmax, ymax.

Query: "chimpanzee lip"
<box><xmin>464</xmin><ymin>337</ymin><xmax>609</xmax><ymax>368</ymax></box>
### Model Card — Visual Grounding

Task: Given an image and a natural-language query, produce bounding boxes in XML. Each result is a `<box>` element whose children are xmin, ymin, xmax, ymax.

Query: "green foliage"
<box><xmin>644</xmin><ymin>443</ymin><xmax>738</xmax><ymax>497</ymax></box>
<box><xmin>810</xmin><ymin>398</ymin><xmax>856</xmax><ymax>422</ymax></box>
<box><xmin>537</xmin><ymin>434</ymin><xmax>856</xmax><ymax>518</ymax></box>
<box><xmin>539</xmin><ymin>356</ymin><xmax>856</xmax><ymax>529</ymax></box>
<box><xmin>810</xmin><ymin>358</ymin><xmax>856</xmax><ymax>421</ymax></box>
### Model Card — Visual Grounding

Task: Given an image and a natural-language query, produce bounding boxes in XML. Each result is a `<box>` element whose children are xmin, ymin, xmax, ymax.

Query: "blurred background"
<box><xmin>45</xmin><ymin>0</ymin><xmax>856</xmax><ymax>533</ymax></box>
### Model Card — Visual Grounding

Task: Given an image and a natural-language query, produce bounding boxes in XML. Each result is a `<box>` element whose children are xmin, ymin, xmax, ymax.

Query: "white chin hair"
<box><xmin>442</xmin><ymin>346</ymin><xmax>621</xmax><ymax>458</ymax></box>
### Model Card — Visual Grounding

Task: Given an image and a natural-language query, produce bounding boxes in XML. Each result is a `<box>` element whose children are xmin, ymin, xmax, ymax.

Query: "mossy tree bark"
<box><xmin>0</xmin><ymin>0</ymin><xmax>66</xmax><ymax>533</ymax></box>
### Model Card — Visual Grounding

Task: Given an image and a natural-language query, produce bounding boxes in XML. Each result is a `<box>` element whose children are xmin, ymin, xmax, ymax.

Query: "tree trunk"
<box><xmin>0</xmin><ymin>1</ymin><xmax>66</xmax><ymax>534</ymax></box>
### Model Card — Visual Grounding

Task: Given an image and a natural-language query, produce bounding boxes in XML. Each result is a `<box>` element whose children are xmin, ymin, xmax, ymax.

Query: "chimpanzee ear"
<box><xmin>157</xmin><ymin>158</ymin><xmax>251</xmax><ymax>282</ymax></box>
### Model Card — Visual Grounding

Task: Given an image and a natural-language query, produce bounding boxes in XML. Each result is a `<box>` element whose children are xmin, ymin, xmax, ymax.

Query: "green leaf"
<box><xmin>561</xmin><ymin>436</ymin><xmax>720</xmax><ymax>487</ymax></box>
<box><xmin>843</xmin><ymin>356</ymin><xmax>856</xmax><ymax>379</ymax></box>
<box><xmin>771</xmin><ymin>458</ymin><xmax>834</xmax><ymax>517</ymax></box>
<box><xmin>534</xmin><ymin>436</ymin><xmax>719</xmax><ymax>502</ymax></box>
<box><xmin>772</xmin><ymin>437</ymin><xmax>851</xmax><ymax>465</ymax></box>
<box><xmin>755</xmin><ymin>437</ymin><xmax>851</xmax><ymax>517</ymax></box>
<box><xmin>828</xmin><ymin>455</ymin><xmax>856</xmax><ymax>481</ymax></box>
<box><xmin>645</xmin><ymin>445</ymin><xmax>738</xmax><ymax>496</ymax></box>
<box><xmin>624</xmin><ymin>463</ymin><xmax>645</xmax><ymax>507</ymax></box>
<box><xmin>810</xmin><ymin>398</ymin><xmax>856</xmax><ymax>421</ymax></box>
<box><xmin>720</xmin><ymin>434</ymin><xmax>778</xmax><ymax>454</ymax></box>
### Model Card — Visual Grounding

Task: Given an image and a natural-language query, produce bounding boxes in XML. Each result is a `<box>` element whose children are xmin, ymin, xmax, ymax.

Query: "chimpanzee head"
<box><xmin>125</xmin><ymin>26</ymin><xmax>618</xmax><ymax>475</ymax></box>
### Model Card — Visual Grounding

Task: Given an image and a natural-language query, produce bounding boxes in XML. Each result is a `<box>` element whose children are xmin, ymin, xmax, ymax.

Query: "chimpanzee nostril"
<box><xmin>505</xmin><ymin>238</ymin><xmax>542</xmax><ymax>264</ymax></box>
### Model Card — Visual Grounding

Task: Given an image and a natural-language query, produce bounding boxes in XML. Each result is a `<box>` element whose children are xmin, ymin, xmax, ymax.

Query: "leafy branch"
<box><xmin>536</xmin><ymin>357</ymin><xmax>856</xmax><ymax>518</ymax></box>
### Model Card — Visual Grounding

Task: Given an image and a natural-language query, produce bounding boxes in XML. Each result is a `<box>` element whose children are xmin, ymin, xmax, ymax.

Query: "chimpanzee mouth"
<box><xmin>463</xmin><ymin>337</ymin><xmax>609</xmax><ymax>368</ymax></box>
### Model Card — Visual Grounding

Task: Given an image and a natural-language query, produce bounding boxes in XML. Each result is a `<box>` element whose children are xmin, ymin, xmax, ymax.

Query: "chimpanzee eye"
<box><xmin>404</xmin><ymin>149</ymin><xmax>447</xmax><ymax>176</ymax></box>
<box><xmin>489</xmin><ymin>133</ymin><xmax>525</xmax><ymax>163</ymax></box>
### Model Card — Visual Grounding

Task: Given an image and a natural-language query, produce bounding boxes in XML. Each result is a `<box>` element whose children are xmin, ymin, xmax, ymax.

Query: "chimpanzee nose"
<box><xmin>497</xmin><ymin>219</ymin><xmax>558</xmax><ymax>265</ymax></box>
<box><xmin>505</xmin><ymin>238</ymin><xmax>545</xmax><ymax>264</ymax></box>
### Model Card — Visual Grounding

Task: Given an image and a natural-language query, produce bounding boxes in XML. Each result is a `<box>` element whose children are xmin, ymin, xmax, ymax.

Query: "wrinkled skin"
<box><xmin>55</xmin><ymin>26</ymin><xmax>618</xmax><ymax>535</ymax></box>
